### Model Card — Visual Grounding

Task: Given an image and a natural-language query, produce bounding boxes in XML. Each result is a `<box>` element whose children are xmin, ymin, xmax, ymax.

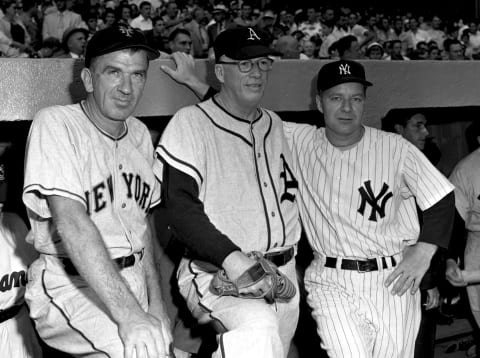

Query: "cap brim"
<box><xmin>320</xmin><ymin>77</ymin><xmax>372</xmax><ymax>91</ymax></box>
<box><xmin>229</xmin><ymin>45</ymin><xmax>281</xmax><ymax>60</ymax></box>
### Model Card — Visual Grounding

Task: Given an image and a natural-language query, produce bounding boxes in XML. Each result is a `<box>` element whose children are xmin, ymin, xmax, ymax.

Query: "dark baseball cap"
<box><xmin>62</xmin><ymin>27</ymin><xmax>89</xmax><ymax>48</ymax></box>
<box><xmin>85</xmin><ymin>24</ymin><xmax>159</xmax><ymax>67</ymax></box>
<box><xmin>317</xmin><ymin>60</ymin><xmax>373</xmax><ymax>92</ymax></box>
<box><xmin>213</xmin><ymin>27</ymin><xmax>280</xmax><ymax>61</ymax></box>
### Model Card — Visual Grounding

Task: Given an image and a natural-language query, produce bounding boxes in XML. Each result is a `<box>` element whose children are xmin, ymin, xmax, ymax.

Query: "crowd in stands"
<box><xmin>1</xmin><ymin>0</ymin><xmax>480</xmax><ymax>60</ymax></box>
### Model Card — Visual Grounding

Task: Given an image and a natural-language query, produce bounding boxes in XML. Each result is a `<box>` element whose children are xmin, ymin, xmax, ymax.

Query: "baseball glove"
<box><xmin>209</xmin><ymin>251</ymin><xmax>296</xmax><ymax>304</ymax></box>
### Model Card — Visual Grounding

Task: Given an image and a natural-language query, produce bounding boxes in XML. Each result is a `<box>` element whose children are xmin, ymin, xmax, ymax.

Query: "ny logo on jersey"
<box><xmin>339</xmin><ymin>63</ymin><xmax>351</xmax><ymax>76</ymax></box>
<box><xmin>357</xmin><ymin>180</ymin><xmax>393</xmax><ymax>222</ymax></box>
<box><xmin>247</xmin><ymin>27</ymin><xmax>261</xmax><ymax>41</ymax></box>
<box><xmin>280</xmin><ymin>154</ymin><xmax>298</xmax><ymax>203</ymax></box>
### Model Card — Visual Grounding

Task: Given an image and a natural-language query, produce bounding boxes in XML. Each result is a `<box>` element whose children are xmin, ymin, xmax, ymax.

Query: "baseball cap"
<box><xmin>367</xmin><ymin>42</ymin><xmax>383</xmax><ymax>51</ymax></box>
<box><xmin>316</xmin><ymin>60</ymin><xmax>373</xmax><ymax>92</ymax></box>
<box><xmin>214</xmin><ymin>27</ymin><xmax>280</xmax><ymax>61</ymax></box>
<box><xmin>85</xmin><ymin>24</ymin><xmax>159</xmax><ymax>67</ymax></box>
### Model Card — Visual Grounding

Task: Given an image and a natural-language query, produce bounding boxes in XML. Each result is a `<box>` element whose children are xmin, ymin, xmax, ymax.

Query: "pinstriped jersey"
<box><xmin>157</xmin><ymin>98</ymin><xmax>301</xmax><ymax>253</ymax></box>
<box><xmin>283</xmin><ymin>124</ymin><xmax>454</xmax><ymax>258</ymax></box>
<box><xmin>449</xmin><ymin>148</ymin><xmax>480</xmax><ymax>233</ymax></box>
<box><xmin>23</xmin><ymin>103</ymin><xmax>161</xmax><ymax>258</ymax></box>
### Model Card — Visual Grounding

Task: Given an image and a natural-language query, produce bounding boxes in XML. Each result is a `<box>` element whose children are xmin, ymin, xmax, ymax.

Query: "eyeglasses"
<box><xmin>217</xmin><ymin>58</ymin><xmax>274</xmax><ymax>73</ymax></box>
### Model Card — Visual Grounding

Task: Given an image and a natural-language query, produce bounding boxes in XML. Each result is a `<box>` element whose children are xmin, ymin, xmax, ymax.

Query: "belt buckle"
<box><xmin>356</xmin><ymin>259</ymin><xmax>375</xmax><ymax>273</ymax></box>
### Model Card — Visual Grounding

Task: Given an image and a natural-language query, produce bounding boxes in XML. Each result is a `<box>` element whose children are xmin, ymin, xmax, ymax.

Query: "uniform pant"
<box><xmin>25</xmin><ymin>254</ymin><xmax>148</xmax><ymax>358</ymax></box>
<box><xmin>305</xmin><ymin>256</ymin><xmax>421</xmax><ymax>358</ymax></box>
<box><xmin>177</xmin><ymin>256</ymin><xmax>300</xmax><ymax>358</ymax></box>
<box><xmin>465</xmin><ymin>236</ymin><xmax>480</xmax><ymax>328</ymax></box>
<box><xmin>0</xmin><ymin>304</ymin><xmax>43</xmax><ymax>358</ymax></box>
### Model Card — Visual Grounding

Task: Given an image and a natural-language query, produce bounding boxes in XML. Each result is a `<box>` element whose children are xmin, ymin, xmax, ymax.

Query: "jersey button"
<box><xmin>263</xmin><ymin>182</ymin><xmax>267</xmax><ymax>187</ymax></box>
<box><xmin>119</xmin><ymin>164</ymin><xmax>123</xmax><ymax>170</ymax></box>
<box><xmin>271</xmin><ymin>211</ymin><xmax>275</xmax><ymax>217</ymax></box>
<box><xmin>121</xmin><ymin>203</ymin><xmax>126</xmax><ymax>208</ymax></box>
<box><xmin>257</xmin><ymin>153</ymin><xmax>261</xmax><ymax>158</ymax></box>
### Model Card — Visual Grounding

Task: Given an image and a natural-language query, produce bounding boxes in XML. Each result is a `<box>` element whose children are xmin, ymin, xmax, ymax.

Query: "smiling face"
<box><xmin>215</xmin><ymin>55</ymin><xmax>269</xmax><ymax>109</ymax></box>
<box><xmin>317</xmin><ymin>82</ymin><xmax>366</xmax><ymax>146</ymax></box>
<box><xmin>81</xmin><ymin>49</ymin><xmax>148</xmax><ymax>128</ymax></box>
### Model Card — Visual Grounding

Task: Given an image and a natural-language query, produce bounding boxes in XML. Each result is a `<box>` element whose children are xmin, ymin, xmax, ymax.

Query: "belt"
<box><xmin>62</xmin><ymin>251</ymin><xmax>143</xmax><ymax>276</ymax></box>
<box><xmin>264</xmin><ymin>247</ymin><xmax>294</xmax><ymax>267</ymax></box>
<box><xmin>0</xmin><ymin>303</ymin><xmax>23</xmax><ymax>323</ymax></box>
<box><xmin>325</xmin><ymin>256</ymin><xmax>397</xmax><ymax>272</ymax></box>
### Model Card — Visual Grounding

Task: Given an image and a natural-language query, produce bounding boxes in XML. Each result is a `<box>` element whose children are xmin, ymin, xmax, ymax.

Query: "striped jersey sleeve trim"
<box><xmin>156</xmin><ymin>145</ymin><xmax>204</xmax><ymax>185</ymax></box>
<box><xmin>23</xmin><ymin>184</ymin><xmax>87</xmax><ymax>212</ymax></box>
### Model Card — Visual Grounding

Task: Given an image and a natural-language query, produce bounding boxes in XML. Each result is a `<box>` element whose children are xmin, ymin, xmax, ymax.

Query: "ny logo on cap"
<box><xmin>119</xmin><ymin>26</ymin><xmax>134</xmax><ymax>37</ymax></box>
<box><xmin>338</xmin><ymin>63</ymin><xmax>351</xmax><ymax>76</ymax></box>
<box><xmin>247</xmin><ymin>27</ymin><xmax>261</xmax><ymax>41</ymax></box>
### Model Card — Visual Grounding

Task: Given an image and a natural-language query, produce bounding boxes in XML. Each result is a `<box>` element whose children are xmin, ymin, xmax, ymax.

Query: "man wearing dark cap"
<box><xmin>156</xmin><ymin>27</ymin><xmax>301</xmax><ymax>358</ymax></box>
<box><xmin>59</xmin><ymin>27</ymin><xmax>88</xmax><ymax>58</ymax></box>
<box><xmin>282</xmin><ymin>59</ymin><xmax>455</xmax><ymax>357</ymax></box>
<box><xmin>23</xmin><ymin>24</ymin><xmax>172</xmax><ymax>358</ymax></box>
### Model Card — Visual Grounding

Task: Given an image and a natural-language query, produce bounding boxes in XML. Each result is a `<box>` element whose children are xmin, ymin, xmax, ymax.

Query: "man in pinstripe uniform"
<box><xmin>283</xmin><ymin>60</ymin><xmax>455</xmax><ymax>358</ymax></box>
<box><xmin>157</xmin><ymin>27</ymin><xmax>301</xmax><ymax>358</ymax></box>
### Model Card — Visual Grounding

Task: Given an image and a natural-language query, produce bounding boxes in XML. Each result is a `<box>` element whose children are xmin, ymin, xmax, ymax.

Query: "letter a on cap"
<box><xmin>339</xmin><ymin>63</ymin><xmax>351</xmax><ymax>75</ymax></box>
<box><xmin>247</xmin><ymin>27</ymin><xmax>261</xmax><ymax>41</ymax></box>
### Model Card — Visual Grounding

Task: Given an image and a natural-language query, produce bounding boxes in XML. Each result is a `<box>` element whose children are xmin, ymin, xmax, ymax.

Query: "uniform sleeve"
<box><xmin>23</xmin><ymin>108</ymin><xmax>86</xmax><ymax>219</ymax></box>
<box><xmin>449</xmin><ymin>162</ymin><xmax>473</xmax><ymax>224</ymax></box>
<box><xmin>161</xmin><ymin>162</ymin><xmax>240</xmax><ymax>267</ymax></box>
<box><xmin>156</xmin><ymin>107</ymin><xmax>206</xmax><ymax>189</ymax></box>
<box><xmin>401</xmin><ymin>142</ymin><xmax>454</xmax><ymax>211</ymax></box>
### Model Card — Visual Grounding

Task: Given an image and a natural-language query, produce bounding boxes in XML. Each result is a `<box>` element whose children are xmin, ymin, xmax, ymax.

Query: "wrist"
<box><xmin>415</xmin><ymin>241</ymin><xmax>437</xmax><ymax>259</ymax></box>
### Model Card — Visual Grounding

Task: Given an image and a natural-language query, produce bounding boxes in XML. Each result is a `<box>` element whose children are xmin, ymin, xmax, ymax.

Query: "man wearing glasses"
<box><xmin>156</xmin><ymin>27</ymin><xmax>301</xmax><ymax>358</ymax></box>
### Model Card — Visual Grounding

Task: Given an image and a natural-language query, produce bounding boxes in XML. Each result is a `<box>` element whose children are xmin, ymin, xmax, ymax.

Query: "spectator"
<box><xmin>131</xmin><ymin>1</ymin><xmax>152</xmax><ymax>31</ymax></box>
<box><xmin>0</xmin><ymin>0</ymin><xmax>31</xmax><ymax>57</ymax></box>
<box><xmin>163</xmin><ymin>1</ymin><xmax>186</xmax><ymax>35</ymax></box>
<box><xmin>428</xmin><ymin>46</ymin><xmax>442</xmax><ymax>60</ymax></box>
<box><xmin>301</xmin><ymin>39</ymin><xmax>316</xmax><ymax>59</ymax></box>
<box><xmin>428</xmin><ymin>15</ymin><xmax>446</xmax><ymax>50</ymax></box>
<box><xmin>274</xmin><ymin>35</ymin><xmax>307</xmax><ymax>59</ymax></box>
<box><xmin>321</xmin><ymin>6</ymin><xmax>335</xmax><ymax>25</ymax></box>
<box><xmin>130</xmin><ymin>3</ymin><xmax>139</xmax><ymax>19</ymax></box>
<box><xmin>298</xmin><ymin>6</ymin><xmax>322</xmax><ymax>41</ymax></box>
<box><xmin>278</xmin><ymin>9</ymin><xmax>297</xmax><ymax>35</ymax></box>
<box><xmin>376</xmin><ymin>17</ymin><xmax>394</xmax><ymax>44</ymax></box>
<box><xmin>318</xmin><ymin>21</ymin><xmax>335</xmax><ymax>58</ymax></box>
<box><xmin>102</xmin><ymin>8</ymin><xmax>117</xmax><ymax>29</ymax></box>
<box><xmin>445</xmin><ymin>38</ymin><xmax>465</xmax><ymax>60</ymax></box>
<box><xmin>117</xmin><ymin>4</ymin><xmax>132</xmax><ymax>25</ymax></box>
<box><xmin>17</xmin><ymin>0</ymin><xmax>40</xmax><ymax>50</ymax></box>
<box><xmin>365</xmin><ymin>41</ymin><xmax>384</xmax><ymax>59</ymax></box>
<box><xmin>348</xmin><ymin>11</ymin><xmax>373</xmax><ymax>50</ymax></box>
<box><xmin>42</xmin><ymin>0</ymin><xmax>84</xmax><ymax>41</ymax></box>
<box><xmin>84</xmin><ymin>11</ymin><xmax>100</xmax><ymax>39</ymax></box>
<box><xmin>385</xmin><ymin>39</ymin><xmax>410</xmax><ymax>60</ymax></box>
<box><xmin>234</xmin><ymin>1</ymin><xmax>256</xmax><ymax>27</ymax></box>
<box><xmin>404</xmin><ymin>17</ymin><xmax>430</xmax><ymax>54</ymax></box>
<box><xmin>168</xmin><ymin>28</ymin><xmax>192</xmax><ymax>54</ymax></box>
<box><xmin>336</xmin><ymin>34</ymin><xmax>360</xmax><ymax>60</ymax></box>
<box><xmin>207</xmin><ymin>4</ymin><xmax>234</xmax><ymax>44</ymax></box>
<box><xmin>331</xmin><ymin>12</ymin><xmax>349</xmax><ymax>42</ymax></box>
<box><xmin>144</xmin><ymin>16</ymin><xmax>166</xmax><ymax>52</ymax></box>
<box><xmin>58</xmin><ymin>26</ymin><xmax>88</xmax><ymax>58</ymax></box>
<box><xmin>184</xmin><ymin>6</ymin><xmax>209</xmax><ymax>58</ymax></box>
<box><xmin>33</xmin><ymin>36</ymin><xmax>62</xmax><ymax>58</ymax></box>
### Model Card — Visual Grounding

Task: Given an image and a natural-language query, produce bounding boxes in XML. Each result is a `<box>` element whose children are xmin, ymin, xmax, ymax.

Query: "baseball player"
<box><xmin>447</xmin><ymin>120</ymin><xmax>480</xmax><ymax>328</ymax></box>
<box><xmin>23</xmin><ymin>24</ymin><xmax>172</xmax><ymax>358</ymax></box>
<box><xmin>156</xmin><ymin>27</ymin><xmax>301</xmax><ymax>358</ymax></box>
<box><xmin>282</xmin><ymin>60</ymin><xmax>455</xmax><ymax>358</ymax></box>
<box><xmin>0</xmin><ymin>152</ymin><xmax>42</xmax><ymax>358</ymax></box>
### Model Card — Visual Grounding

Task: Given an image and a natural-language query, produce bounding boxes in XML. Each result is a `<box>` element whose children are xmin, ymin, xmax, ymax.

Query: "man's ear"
<box><xmin>81</xmin><ymin>67</ymin><xmax>94</xmax><ymax>93</ymax></box>
<box><xmin>214</xmin><ymin>64</ymin><xmax>225</xmax><ymax>84</ymax></box>
<box><xmin>393</xmin><ymin>123</ymin><xmax>404</xmax><ymax>135</ymax></box>
<box><xmin>315</xmin><ymin>94</ymin><xmax>323</xmax><ymax>113</ymax></box>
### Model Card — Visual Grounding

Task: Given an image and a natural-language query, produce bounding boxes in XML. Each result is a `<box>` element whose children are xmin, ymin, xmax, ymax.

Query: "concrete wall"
<box><xmin>1</xmin><ymin>58</ymin><xmax>480</xmax><ymax>127</ymax></box>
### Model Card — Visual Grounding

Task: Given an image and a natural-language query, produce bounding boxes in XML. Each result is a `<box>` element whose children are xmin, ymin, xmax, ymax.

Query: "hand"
<box><xmin>160</xmin><ymin>52</ymin><xmax>209</xmax><ymax>98</ymax></box>
<box><xmin>446</xmin><ymin>258</ymin><xmax>467</xmax><ymax>286</ymax></box>
<box><xmin>424</xmin><ymin>287</ymin><xmax>440</xmax><ymax>310</ymax></box>
<box><xmin>385</xmin><ymin>242</ymin><xmax>437</xmax><ymax>296</ymax></box>
<box><xmin>118</xmin><ymin>309</ymin><xmax>172</xmax><ymax>358</ymax></box>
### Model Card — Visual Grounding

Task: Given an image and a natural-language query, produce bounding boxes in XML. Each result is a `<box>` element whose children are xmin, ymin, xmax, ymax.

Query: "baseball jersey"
<box><xmin>157</xmin><ymin>98</ymin><xmax>301</xmax><ymax>253</ymax></box>
<box><xmin>449</xmin><ymin>147</ymin><xmax>480</xmax><ymax>233</ymax></box>
<box><xmin>283</xmin><ymin>124</ymin><xmax>454</xmax><ymax>258</ymax></box>
<box><xmin>23</xmin><ymin>103</ymin><xmax>161</xmax><ymax>259</ymax></box>
<box><xmin>0</xmin><ymin>212</ymin><xmax>35</xmax><ymax>309</ymax></box>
